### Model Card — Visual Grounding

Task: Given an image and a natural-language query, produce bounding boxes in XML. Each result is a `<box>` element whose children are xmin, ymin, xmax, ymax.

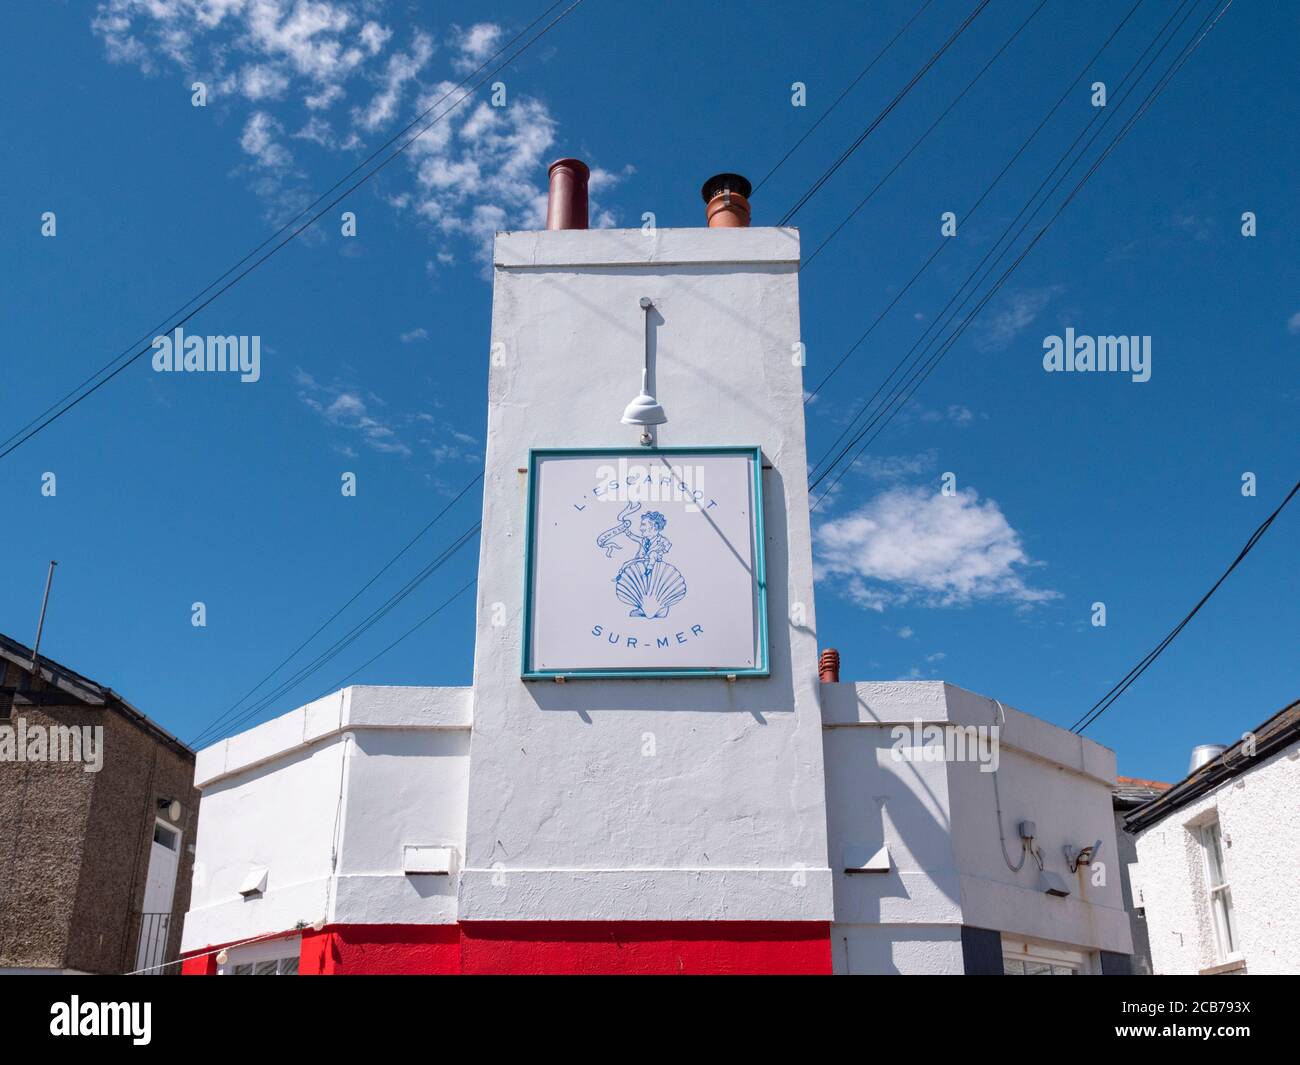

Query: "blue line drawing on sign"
<box><xmin>596</xmin><ymin>503</ymin><xmax>688</xmax><ymax>619</ymax></box>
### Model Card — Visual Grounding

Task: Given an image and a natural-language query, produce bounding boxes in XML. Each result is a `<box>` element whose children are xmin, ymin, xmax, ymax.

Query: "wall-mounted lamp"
<box><xmin>621</xmin><ymin>296</ymin><xmax>666</xmax><ymax>445</ymax></box>
<box><xmin>1064</xmin><ymin>840</ymin><xmax>1103</xmax><ymax>874</ymax></box>
<box><xmin>158</xmin><ymin>798</ymin><xmax>182</xmax><ymax>822</ymax></box>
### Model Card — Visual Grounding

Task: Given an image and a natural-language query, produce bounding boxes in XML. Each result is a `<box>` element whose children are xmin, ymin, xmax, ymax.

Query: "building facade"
<box><xmin>1126</xmin><ymin>701</ymin><xmax>1299</xmax><ymax>975</ymax></box>
<box><xmin>0</xmin><ymin>634</ymin><xmax>199</xmax><ymax>974</ymax></box>
<box><xmin>180</xmin><ymin>163</ymin><xmax>1133</xmax><ymax>975</ymax></box>
<box><xmin>1112</xmin><ymin>775</ymin><xmax>1169</xmax><ymax>976</ymax></box>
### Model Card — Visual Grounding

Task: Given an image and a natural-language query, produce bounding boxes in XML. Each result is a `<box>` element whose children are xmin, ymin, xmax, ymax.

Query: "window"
<box><xmin>1199</xmin><ymin>820</ymin><xmax>1238</xmax><ymax>960</ymax></box>
<box><xmin>1003</xmin><ymin>957</ymin><xmax>1079</xmax><ymax>976</ymax></box>
<box><xmin>218</xmin><ymin>936</ymin><xmax>302</xmax><ymax>976</ymax></box>
<box><xmin>153</xmin><ymin>821</ymin><xmax>179</xmax><ymax>850</ymax></box>
<box><xmin>1002</xmin><ymin>937</ymin><xmax>1090</xmax><ymax>975</ymax></box>
<box><xmin>233</xmin><ymin>957</ymin><xmax>299</xmax><ymax>976</ymax></box>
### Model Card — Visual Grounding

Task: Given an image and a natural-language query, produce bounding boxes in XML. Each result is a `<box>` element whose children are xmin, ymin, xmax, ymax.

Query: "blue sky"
<box><xmin>1</xmin><ymin>0</ymin><xmax>1295</xmax><ymax>783</ymax></box>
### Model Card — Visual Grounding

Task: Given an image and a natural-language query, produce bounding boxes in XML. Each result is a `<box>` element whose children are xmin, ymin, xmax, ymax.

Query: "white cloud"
<box><xmin>815</xmin><ymin>485</ymin><xmax>1057</xmax><ymax>611</ymax></box>
<box><xmin>296</xmin><ymin>371</ymin><xmax>411</xmax><ymax>456</ymax></box>
<box><xmin>856</xmin><ymin>450</ymin><xmax>937</xmax><ymax>482</ymax></box>
<box><xmin>1287</xmin><ymin>311</ymin><xmax>1300</xmax><ymax>335</ymax></box>
<box><xmin>975</xmin><ymin>285</ymin><xmax>1063</xmax><ymax>352</ymax></box>
<box><xmin>919</xmin><ymin>404</ymin><xmax>975</xmax><ymax>426</ymax></box>
<box><xmin>239</xmin><ymin>62</ymin><xmax>290</xmax><ymax>100</ymax></box>
<box><xmin>354</xmin><ymin>30</ymin><xmax>433</xmax><ymax>132</ymax></box>
<box><xmin>305</xmin><ymin>82</ymin><xmax>345</xmax><ymax>110</ymax></box>
<box><xmin>91</xmin><ymin>5</ymin><xmax>623</xmax><ymax>259</ymax></box>
<box><xmin>897</xmin><ymin>626</ymin><xmax>913</xmax><ymax>639</ymax></box>
<box><xmin>240</xmin><ymin>111</ymin><xmax>291</xmax><ymax>169</ymax></box>
<box><xmin>452</xmin><ymin>22</ymin><xmax>502</xmax><ymax>73</ymax></box>
<box><xmin>292</xmin><ymin>115</ymin><xmax>334</xmax><ymax>146</ymax></box>
<box><xmin>399</xmin><ymin>327</ymin><xmax>429</xmax><ymax>343</ymax></box>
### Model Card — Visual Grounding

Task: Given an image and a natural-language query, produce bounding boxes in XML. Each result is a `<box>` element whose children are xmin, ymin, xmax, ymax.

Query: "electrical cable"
<box><xmin>0</xmin><ymin>2</ymin><xmax>570</xmax><ymax>458</ymax></box>
<box><xmin>189</xmin><ymin>472</ymin><xmax>481</xmax><ymax>747</ymax></box>
<box><xmin>0</xmin><ymin>0</ymin><xmax>586</xmax><ymax>462</ymax></box>
<box><xmin>753</xmin><ymin>0</ymin><xmax>936</xmax><ymax>194</ymax></box>
<box><xmin>802</xmin><ymin>0</ymin><xmax>1050</xmax><ymax>269</ymax></box>
<box><xmin>1072</xmin><ymin>474</ymin><xmax>1297</xmax><ymax>734</ymax></box>
<box><xmin>779</xmin><ymin>0</ymin><xmax>993</xmax><ymax>225</ymax></box>
<box><xmin>800</xmin><ymin>0</ymin><xmax>1146</xmax><ymax>407</ymax></box>
<box><xmin>808</xmin><ymin>0</ymin><xmax>1214</xmax><ymax>503</ymax></box>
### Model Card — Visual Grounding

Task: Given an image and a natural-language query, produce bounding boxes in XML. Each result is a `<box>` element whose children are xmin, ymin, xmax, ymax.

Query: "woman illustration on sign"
<box><xmin>610</xmin><ymin>510</ymin><xmax>688</xmax><ymax>619</ymax></box>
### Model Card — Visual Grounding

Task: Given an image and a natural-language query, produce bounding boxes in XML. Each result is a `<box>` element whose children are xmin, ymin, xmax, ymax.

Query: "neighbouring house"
<box><xmin>1124</xmin><ymin>699</ymin><xmax>1300</xmax><ymax>975</ymax></box>
<box><xmin>179</xmin><ymin>162</ymin><xmax>1134</xmax><ymax>975</ymax></box>
<box><xmin>1112</xmin><ymin>775</ymin><xmax>1171</xmax><ymax>975</ymax></box>
<box><xmin>0</xmin><ymin>633</ymin><xmax>199</xmax><ymax>974</ymax></box>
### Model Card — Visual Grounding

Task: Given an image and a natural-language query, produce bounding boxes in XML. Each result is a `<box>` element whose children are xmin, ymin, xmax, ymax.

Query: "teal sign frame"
<box><xmin>521</xmin><ymin>445</ymin><xmax>769</xmax><ymax>680</ymax></box>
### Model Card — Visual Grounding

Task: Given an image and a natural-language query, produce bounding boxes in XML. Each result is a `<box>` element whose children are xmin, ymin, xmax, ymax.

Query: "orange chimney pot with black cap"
<box><xmin>701</xmin><ymin>172</ymin><xmax>752</xmax><ymax>228</ymax></box>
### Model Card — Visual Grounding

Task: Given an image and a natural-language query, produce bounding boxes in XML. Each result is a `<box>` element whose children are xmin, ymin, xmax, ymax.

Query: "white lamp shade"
<box><xmin>621</xmin><ymin>389</ymin><xmax>667</xmax><ymax>426</ymax></box>
<box><xmin>621</xmin><ymin>367</ymin><xmax>667</xmax><ymax>426</ymax></box>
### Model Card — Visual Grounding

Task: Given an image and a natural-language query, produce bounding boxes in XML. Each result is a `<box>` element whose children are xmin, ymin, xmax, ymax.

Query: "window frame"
<box><xmin>217</xmin><ymin>936</ymin><xmax>303</xmax><ymax>976</ymax></box>
<box><xmin>1001</xmin><ymin>936</ymin><xmax>1094</xmax><ymax>975</ymax></box>
<box><xmin>1198</xmin><ymin>819</ymin><xmax>1239</xmax><ymax>962</ymax></box>
<box><xmin>152</xmin><ymin>818</ymin><xmax>180</xmax><ymax>851</ymax></box>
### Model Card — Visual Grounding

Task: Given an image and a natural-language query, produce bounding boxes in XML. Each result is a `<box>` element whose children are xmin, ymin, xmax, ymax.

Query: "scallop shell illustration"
<box><xmin>614</xmin><ymin>560</ymin><xmax>688</xmax><ymax>619</ymax></box>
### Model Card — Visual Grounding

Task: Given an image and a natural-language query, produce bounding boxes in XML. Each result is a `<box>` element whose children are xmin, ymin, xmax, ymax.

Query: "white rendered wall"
<box><xmin>822</xmin><ymin>681</ymin><xmax>1131</xmax><ymax>973</ymax></box>
<box><xmin>459</xmin><ymin>227</ymin><xmax>834</xmax><ymax>922</ymax></box>
<box><xmin>1133</xmin><ymin>742</ymin><xmax>1300</xmax><ymax>974</ymax></box>
<box><xmin>181</xmin><ymin>686</ymin><xmax>470</xmax><ymax>952</ymax></box>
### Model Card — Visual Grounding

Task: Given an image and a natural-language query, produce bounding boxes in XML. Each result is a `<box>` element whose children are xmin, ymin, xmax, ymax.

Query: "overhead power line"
<box><xmin>195</xmin><ymin>520</ymin><xmax>481</xmax><ymax>746</ymax></box>
<box><xmin>808</xmin><ymin>0</ymin><xmax>1217</xmax><ymax>503</ymax></box>
<box><xmin>1072</xmin><ymin>476</ymin><xmax>1298</xmax><ymax>735</ymax></box>
<box><xmin>305</xmin><ymin>577</ymin><xmax>479</xmax><ymax>707</ymax></box>
<box><xmin>753</xmin><ymin>0</ymin><xmax>936</xmax><ymax>195</ymax></box>
<box><xmin>189</xmin><ymin>473</ymin><xmax>482</xmax><ymax>747</ymax></box>
<box><xmin>811</xmin><ymin>0</ymin><xmax>1222</xmax><ymax>506</ymax></box>
<box><xmin>0</xmin><ymin>0</ymin><xmax>586</xmax><ymax>463</ymax></box>
<box><xmin>809</xmin><ymin>0</ymin><xmax>1219</xmax><ymax>510</ymax></box>
<box><xmin>795</xmin><ymin>0</ymin><xmax>1144</xmax><ymax>405</ymax></box>
<box><xmin>779</xmin><ymin>0</ymin><xmax>993</xmax><ymax>225</ymax></box>
<box><xmin>802</xmin><ymin>0</ymin><xmax>1050</xmax><ymax>269</ymax></box>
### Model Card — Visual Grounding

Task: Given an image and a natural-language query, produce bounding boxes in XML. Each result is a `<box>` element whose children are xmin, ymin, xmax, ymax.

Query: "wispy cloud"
<box><xmin>295</xmin><ymin>369</ymin><xmax>411</xmax><ymax>456</ymax></box>
<box><xmin>399</xmin><ymin>327</ymin><xmax>429</xmax><ymax>343</ymax></box>
<box><xmin>974</xmin><ymin>285</ymin><xmax>1063</xmax><ymax>352</ymax></box>
<box><xmin>815</xmin><ymin>484</ymin><xmax>1058</xmax><ymax>612</ymax></box>
<box><xmin>91</xmin><ymin>3</ymin><xmax>626</xmax><ymax>257</ymax></box>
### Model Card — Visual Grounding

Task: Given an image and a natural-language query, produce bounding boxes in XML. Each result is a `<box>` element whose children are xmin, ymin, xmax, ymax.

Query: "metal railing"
<box><xmin>133</xmin><ymin>912</ymin><xmax>180</xmax><ymax>975</ymax></box>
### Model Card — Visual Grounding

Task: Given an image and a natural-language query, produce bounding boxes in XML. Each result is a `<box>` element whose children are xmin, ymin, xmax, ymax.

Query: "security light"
<box><xmin>1064</xmin><ymin>839</ymin><xmax>1104</xmax><ymax>873</ymax></box>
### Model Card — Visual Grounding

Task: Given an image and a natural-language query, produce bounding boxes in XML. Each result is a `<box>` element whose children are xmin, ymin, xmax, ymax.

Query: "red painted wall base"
<box><xmin>183</xmin><ymin>922</ymin><xmax>831</xmax><ymax>975</ymax></box>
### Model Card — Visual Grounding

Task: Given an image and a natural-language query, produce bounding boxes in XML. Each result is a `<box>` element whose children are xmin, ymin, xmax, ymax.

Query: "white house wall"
<box><xmin>1134</xmin><ymin>742</ymin><xmax>1300</xmax><ymax>974</ymax></box>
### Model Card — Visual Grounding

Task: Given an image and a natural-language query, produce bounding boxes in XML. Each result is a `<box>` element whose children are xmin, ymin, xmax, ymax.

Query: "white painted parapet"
<box><xmin>182</xmin><ymin>686</ymin><xmax>471</xmax><ymax>953</ymax></box>
<box><xmin>822</xmin><ymin>681</ymin><xmax>1131</xmax><ymax>973</ymax></box>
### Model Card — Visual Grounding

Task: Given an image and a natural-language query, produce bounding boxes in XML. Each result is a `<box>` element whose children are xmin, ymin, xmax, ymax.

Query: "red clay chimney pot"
<box><xmin>819</xmin><ymin>648</ymin><xmax>841</xmax><ymax>684</ymax></box>
<box><xmin>546</xmin><ymin>157</ymin><xmax>590</xmax><ymax>230</ymax></box>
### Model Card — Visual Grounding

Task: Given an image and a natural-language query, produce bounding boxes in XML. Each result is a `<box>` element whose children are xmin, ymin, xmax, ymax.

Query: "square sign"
<box><xmin>523</xmin><ymin>446</ymin><xmax>769</xmax><ymax>678</ymax></box>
